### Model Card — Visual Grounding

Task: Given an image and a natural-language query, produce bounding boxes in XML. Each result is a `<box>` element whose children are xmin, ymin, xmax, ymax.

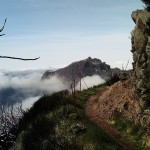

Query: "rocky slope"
<box><xmin>97</xmin><ymin>77</ymin><xmax>150</xmax><ymax>130</ymax></box>
<box><xmin>42</xmin><ymin>57</ymin><xmax>113</xmax><ymax>82</ymax></box>
<box><xmin>86</xmin><ymin>77</ymin><xmax>150</xmax><ymax>148</ymax></box>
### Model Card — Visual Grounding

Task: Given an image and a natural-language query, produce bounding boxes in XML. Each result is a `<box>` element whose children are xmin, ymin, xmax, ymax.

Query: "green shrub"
<box><xmin>106</xmin><ymin>73</ymin><xmax>120</xmax><ymax>86</ymax></box>
<box><xmin>22</xmin><ymin>116</ymin><xmax>55</xmax><ymax>150</ymax></box>
<box><xmin>17</xmin><ymin>90</ymin><xmax>71</xmax><ymax>131</ymax></box>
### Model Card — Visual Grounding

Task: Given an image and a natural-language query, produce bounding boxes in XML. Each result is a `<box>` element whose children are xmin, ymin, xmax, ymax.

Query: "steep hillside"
<box><xmin>14</xmin><ymin>88</ymin><xmax>126</xmax><ymax>150</ymax></box>
<box><xmin>85</xmin><ymin>78</ymin><xmax>150</xmax><ymax>149</ymax></box>
<box><xmin>13</xmin><ymin>82</ymin><xmax>149</xmax><ymax>150</ymax></box>
<box><xmin>42</xmin><ymin>57</ymin><xmax>112</xmax><ymax>82</ymax></box>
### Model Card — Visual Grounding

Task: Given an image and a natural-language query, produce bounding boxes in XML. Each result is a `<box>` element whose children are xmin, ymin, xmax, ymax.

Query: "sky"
<box><xmin>0</xmin><ymin>0</ymin><xmax>144</xmax><ymax>70</ymax></box>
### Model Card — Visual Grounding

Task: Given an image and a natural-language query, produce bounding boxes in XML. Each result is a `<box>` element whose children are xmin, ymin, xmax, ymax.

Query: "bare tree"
<box><xmin>0</xmin><ymin>104</ymin><xmax>23</xmax><ymax>150</ymax></box>
<box><xmin>0</xmin><ymin>18</ymin><xmax>40</xmax><ymax>61</ymax></box>
<box><xmin>0</xmin><ymin>18</ymin><xmax>39</xmax><ymax>149</ymax></box>
<box><xmin>0</xmin><ymin>18</ymin><xmax>7</xmax><ymax>36</ymax></box>
<box><xmin>0</xmin><ymin>104</ymin><xmax>23</xmax><ymax>134</ymax></box>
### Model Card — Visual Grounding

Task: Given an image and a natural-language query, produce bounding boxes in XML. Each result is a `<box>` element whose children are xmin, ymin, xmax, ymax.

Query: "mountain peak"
<box><xmin>42</xmin><ymin>57</ymin><xmax>112</xmax><ymax>82</ymax></box>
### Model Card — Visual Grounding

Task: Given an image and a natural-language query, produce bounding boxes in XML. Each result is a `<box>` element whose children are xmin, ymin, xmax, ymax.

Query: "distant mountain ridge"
<box><xmin>42</xmin><ymin>57</ymin><xmax>113</xmax><ymax>82</ymax></box>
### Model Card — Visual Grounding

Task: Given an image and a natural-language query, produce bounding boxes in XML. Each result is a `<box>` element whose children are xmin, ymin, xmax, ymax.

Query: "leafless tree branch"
<box><xmin>0</xmin><ymin>56</ymin><xmax>40</xmax><ymax>61</ymax></box>
<box><xmin>0</xmin><ymin>19</ymin><xmax>40</xmax><ymax>61</ymax></box>
<box><xmin>0</xmin><ymin>18</ymin><xmax>7</xmax><ymax>36</ymax></box>
<box><xmin>0</xmin><ymin>34</ymin><xmax>5</xmax><ymax>36</ymax></box>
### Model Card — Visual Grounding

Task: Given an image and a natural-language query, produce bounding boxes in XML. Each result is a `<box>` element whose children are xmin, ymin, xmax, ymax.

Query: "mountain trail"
<box><xmin>85</xmin><ymin>91</ymin><xmax>138</xmax><ymax>150</ymax></box>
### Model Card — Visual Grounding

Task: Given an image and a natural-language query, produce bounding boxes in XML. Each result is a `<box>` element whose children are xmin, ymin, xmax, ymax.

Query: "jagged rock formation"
<box><xmin>131</xmin><ymin>9</ymin><xmax>150</xmax><ymax>106</ymax></box>
<box><xmin>42</xmin><ymin>57</ymin><xmax>112</xmax><ymax>82</ymax></box>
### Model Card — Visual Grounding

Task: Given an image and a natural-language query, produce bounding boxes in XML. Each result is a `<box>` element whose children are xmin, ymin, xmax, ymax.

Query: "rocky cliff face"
<box><xmin>131</xmin><ymin>9</ymin><xmax>150</xmax><ymax>106</ymax></box>
<box><xmin>42</xmin><ymin>57</ymin><xmax>112</xmax><ymax>82</ymax></box>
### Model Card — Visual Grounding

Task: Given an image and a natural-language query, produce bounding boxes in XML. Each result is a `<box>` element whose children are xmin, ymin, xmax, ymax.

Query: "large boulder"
<box><xmin>131</xmin><ymin>9</ymin><xmax>150</xmax><ymax>106</ymax></box>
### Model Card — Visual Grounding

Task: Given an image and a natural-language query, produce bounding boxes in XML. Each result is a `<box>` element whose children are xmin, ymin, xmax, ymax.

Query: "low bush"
<box><xmin>106</xmin><ymin>73</ymin><xmax>120</xmax><ymax>86</ymax></box>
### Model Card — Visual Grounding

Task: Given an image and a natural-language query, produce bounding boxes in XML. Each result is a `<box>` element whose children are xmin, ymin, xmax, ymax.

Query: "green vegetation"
<box><xmin>109</xmin><ymin>118</ymin><xmax>150</xmax><ymax>150</ymax></box>
<box><xmin>106</xmin><ymin>73</ymin><xmax>120</xmax><ymax>86</ymax></box>
<box><xmin>14</xmin><ymin>84</ymin><xmax>149</xmax><ymax>150</ymax></box>
<box><xmin>15</xmin><ymin>86</ymin><xmax>125</xmax><ymax>150</ymax></box>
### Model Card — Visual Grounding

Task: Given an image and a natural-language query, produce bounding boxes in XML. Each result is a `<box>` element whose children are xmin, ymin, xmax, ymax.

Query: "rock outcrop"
<box><xmin>42</xmin><ymin>57</ymin><xmax>112</xmax><ymax>82</ymax></box>
<box><xmin>131</xmin><ymin>9</ymin><xmax>150</xmax><ymax>106</ymax></box>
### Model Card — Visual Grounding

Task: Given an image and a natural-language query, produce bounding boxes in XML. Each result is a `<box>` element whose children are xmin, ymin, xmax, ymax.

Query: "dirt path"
<box><xmin>85</xmin><ymin>94</ymin><xmax>138</xmax><ymax>150</ymax></box>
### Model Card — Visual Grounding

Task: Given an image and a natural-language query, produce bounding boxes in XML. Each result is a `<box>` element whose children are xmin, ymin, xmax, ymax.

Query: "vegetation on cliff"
<box><xmin>10</xmin><ymin>80</ymin><xmax>149</xmax><ymax>150</ymax></box>
<box><xmin>14</xmin><ymin>86</ymin><xmax>126</xmax><ymax>150</ymax></box>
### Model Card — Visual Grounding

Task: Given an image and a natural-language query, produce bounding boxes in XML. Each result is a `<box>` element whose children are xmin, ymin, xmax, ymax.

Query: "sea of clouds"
<box><xmin>0</xmin><ymin>70</ymin><xmax>105</xmax><ymax>109</ymax></box>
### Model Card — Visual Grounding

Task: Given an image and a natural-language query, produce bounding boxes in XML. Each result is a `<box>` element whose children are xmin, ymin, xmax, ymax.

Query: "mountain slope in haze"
<box><xmin>42</xmin><ymin>57</ymin><xmax>112</xmax><ymax>82</ymax></box>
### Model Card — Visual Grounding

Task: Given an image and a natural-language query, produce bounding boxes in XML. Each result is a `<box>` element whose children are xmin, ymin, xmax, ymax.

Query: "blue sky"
<box><xmin>0</xmin><ymin>0</ymin><xmax>144</xmax><ymax>70</ymax></box>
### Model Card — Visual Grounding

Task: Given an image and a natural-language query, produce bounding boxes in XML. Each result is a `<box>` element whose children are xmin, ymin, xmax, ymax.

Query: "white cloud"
<box><xmin>21</xmin><ymin>96</ymin><xmax>40</xmax><ymax>110</ymax></box>
<box><xmin>76</xmin><ymin>75</ymin><xmax>105</xmax><ymax>90</ymax></box>
<box><xmin>0</xmin><ymin>71</ymin><xmax>69</xmax><ymax>105</ymax></box>
<box><xmin>0</xmin><ymin>69</ymin><xmax>107</xmax><ymax>108</ymax></box>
